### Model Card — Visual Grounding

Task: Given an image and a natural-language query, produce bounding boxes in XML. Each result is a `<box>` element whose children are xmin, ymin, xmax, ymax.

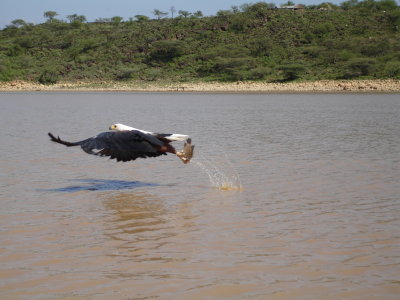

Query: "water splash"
<box><xmin>193</xmin><ymin>153</ymin><xmax>242</xmax><ymax>191</ymax></box>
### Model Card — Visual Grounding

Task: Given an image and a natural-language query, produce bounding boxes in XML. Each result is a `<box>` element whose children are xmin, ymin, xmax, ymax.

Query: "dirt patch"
<box><xmin>1</xmin><ymin>79</ymin><xmax>399</xmax><ymax>93</ymax></box>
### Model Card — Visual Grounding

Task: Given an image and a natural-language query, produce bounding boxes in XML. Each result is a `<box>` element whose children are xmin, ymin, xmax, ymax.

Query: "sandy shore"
<box><xmin>1</xmin><ymin>79</ymin><xmax>400</xmax><ymax>93</ymax></box>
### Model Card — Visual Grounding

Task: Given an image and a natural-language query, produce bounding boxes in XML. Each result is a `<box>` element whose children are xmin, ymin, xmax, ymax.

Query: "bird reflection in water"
<box><xmin>45</xmin><ymin>179</ymin><xmax>159</xmax><ymax>192</ymax></box>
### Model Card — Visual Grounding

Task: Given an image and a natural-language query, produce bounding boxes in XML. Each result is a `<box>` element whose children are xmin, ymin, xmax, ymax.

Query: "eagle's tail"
<box><xmin>48</xmin><ymin>132</ymin><xmax>80</xmax><ymax>147</ymax></box>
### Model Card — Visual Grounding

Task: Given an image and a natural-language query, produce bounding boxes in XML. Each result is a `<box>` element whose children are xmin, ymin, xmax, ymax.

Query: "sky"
<box><xmin>0</xmin><ymin>0</ymin><xmax>351</xmax><ymax>28</ymax></box>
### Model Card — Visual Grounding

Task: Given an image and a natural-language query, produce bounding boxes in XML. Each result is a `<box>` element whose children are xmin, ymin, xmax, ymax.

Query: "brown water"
<box><xmin>0</xmin><ymin>92</ymin><xmax>399</xmax><ymax>299</ymax></box>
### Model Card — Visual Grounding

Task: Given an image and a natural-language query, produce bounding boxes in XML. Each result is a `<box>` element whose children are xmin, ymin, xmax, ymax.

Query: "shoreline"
<box><xmin>1</xmin><ymin>79</ymin><xmax>400</xmax><ymax>93</ymax></box>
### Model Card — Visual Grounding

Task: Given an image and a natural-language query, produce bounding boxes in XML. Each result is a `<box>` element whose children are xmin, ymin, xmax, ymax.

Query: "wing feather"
<box><xmin>49</xmin><ymin>130</ymin><xmax>167</xmax><ymax>162</ymax></box>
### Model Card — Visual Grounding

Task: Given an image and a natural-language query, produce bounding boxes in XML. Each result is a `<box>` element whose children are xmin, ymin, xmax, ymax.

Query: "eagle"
<box><xmin>48</xmin><ymin>123</ymin><xmax>194</xmax><ymax>164</ymax></box>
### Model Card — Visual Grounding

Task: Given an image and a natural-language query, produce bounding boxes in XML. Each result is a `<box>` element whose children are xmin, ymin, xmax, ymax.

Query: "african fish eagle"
<box><xmin>48</xmin><ymin>123</ymin><xmax>194</xmax><ymax>164</ymax></box>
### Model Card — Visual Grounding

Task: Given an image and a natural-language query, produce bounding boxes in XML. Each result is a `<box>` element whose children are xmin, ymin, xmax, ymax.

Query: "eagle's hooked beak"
<box><xmin>109</xmin><ymin>125</ymin><xmax>116</xmax><ymax>130</ymax></box>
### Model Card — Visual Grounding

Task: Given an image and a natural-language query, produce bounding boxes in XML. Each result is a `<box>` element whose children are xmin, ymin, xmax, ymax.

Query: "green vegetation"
<box><xmin>1</xmin><ymin>0</ymin><xmax>399</xmax><ymax>83</ymax></box>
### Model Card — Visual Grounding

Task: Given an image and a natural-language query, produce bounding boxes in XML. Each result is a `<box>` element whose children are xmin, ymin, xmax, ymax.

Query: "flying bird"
<box><xmin>48</xmin><ymin>123</ymin><xmax>194</xmax><ymax>164</ymax></box>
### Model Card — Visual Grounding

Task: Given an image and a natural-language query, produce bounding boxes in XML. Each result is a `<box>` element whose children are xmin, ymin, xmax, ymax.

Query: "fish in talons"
<box><xmin>176</xmin><ymin>138</ymin><xmax>195</xmax><ymax>164</ymax></box>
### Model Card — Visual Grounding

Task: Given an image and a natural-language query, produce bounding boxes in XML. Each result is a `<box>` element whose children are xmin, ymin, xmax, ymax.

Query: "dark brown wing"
<box><xmin>49</xmin><ymin>130</ymin><xmax>167</xmax><ymax>162</ymax></box>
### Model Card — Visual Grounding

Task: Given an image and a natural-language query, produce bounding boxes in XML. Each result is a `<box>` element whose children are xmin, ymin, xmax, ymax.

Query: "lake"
<box><xmin>0</xmin><ymin>92</ymin><xmax>399</xmax><ymax>299</ymax></box>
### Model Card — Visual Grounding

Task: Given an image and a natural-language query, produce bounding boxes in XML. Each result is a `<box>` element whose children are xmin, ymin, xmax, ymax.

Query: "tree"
<box><xmin>44</xmin><ymin>11</ymin><xmax>58</xmax><ymax>23</ymax></box>
<box><xmin>178</xmin><ymin>10</ymin><xmax>190</xmax><ymax>18</ymax></box>
<box><xmin>67</xmin><ymin>14</ymin><xmax>86</xmax><ymax>24</ymax></box>
<box><xmin>193</xmin><ymin>11</ymin><xmax>203</xmax><ymax>18</ymax></box>
<box><xmin>231</xmin><ymin>6</ymin><xmax>240</xmax><ymax>13</ymax></box>
<box><xmin>38</xmin><ymin>68</ymin><xmax>59</xmax><ymax>84</ymax></box>
<box><xmin>170</xmin><ymin>6</ymin><xmax>176</xmax><ymax>18</ymax></box>
<box><xmin>153</xmin><ymin>9</ymin><xmax>168</xmax><ymax>19</ymax></box>
<box><xmin>111</xmin><ymin>16</ymin><xmax>123</xmax><ymax>24</ymax></box>
<box><xmin>387</xmin><ymin>10</ymin><xmax>400</xmax><ymax>31</ymax></box>
<box><xmin>135</xmin><ymin>15</ymin><xmax>149</xmax><ymax>22</ymax></box>
<box><xmin>378</xmin><ymin>0</ymin><xmax>398</xmax><ymax>10</ymax></box>
<box><xmin>216</xmin><ymin>10</ymin><xmax>233</xmax><ymax>17</ymax></box>
<box><xmin>278</xmin><ymin>64</ymin><xmax>306</xmax><ymax>81</ymax></box>
<box><xmin>10</xmin><ymin>19</ymin><xmax>26</xmax><ymax>28</ymax></box>
<box><xmin>197</xmin><ymin>45</ymin><xmax>258</xmax><ymax>81</ymax></box>
<box><xmin>384</xmin><ymin>61</ymin><xmax>400</xmax><ymax>78</ymax></box>
<box><xmin>281</xmin><ymin>1</ymin><xmax>295</xmax><ymax>6</ymax></box>
<box><xmin>341</xmin><ymin>0</ymin><xmax>359</xmax><ymax>10</ymax></box>
<box><xmin>243</xmin><ymin>2</ymin><xmax>274</xmax><ymax>14</ymax></box>
<box><xmin>342</xmin><ymin>58</ymin><xmax>376</xmax><ymax>78</ymax></box>
<box><xmin>148</xmin><ymin>40</ymin><xmax>187</xmax><ymax>62</ymax></box>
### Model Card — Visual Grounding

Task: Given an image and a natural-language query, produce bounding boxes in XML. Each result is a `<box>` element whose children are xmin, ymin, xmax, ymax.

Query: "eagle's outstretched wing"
<box><xmin>48</xmin><ymin>130</ymin><xmax>171</xmax><ymax>162</ymax></box>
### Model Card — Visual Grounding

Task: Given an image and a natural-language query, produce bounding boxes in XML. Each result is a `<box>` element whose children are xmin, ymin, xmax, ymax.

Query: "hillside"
<box><xmin>1</xmin><ymin>0</ymin><xmax>400</xmax><ymax>83</ymax></box>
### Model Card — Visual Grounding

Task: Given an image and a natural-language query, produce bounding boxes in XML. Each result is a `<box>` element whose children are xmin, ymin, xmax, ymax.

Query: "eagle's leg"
<box><xmin>160</xmin><ymin>139</ymin><xmax>194</xmax><ymax>164</ymax></box>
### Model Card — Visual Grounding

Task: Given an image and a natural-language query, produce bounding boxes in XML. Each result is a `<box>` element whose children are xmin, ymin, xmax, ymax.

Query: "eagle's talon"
<box><xmin>176</xmin><ymin>139</ymin><xmax>194</xmax><ymax>164</ymax></box>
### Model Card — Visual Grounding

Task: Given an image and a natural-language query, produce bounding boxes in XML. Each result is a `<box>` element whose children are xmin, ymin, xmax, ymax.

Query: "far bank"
<box><xmin>1</xmin><ymin>79</ymin><xmax>400</xmax><ymax>93</ymax></box>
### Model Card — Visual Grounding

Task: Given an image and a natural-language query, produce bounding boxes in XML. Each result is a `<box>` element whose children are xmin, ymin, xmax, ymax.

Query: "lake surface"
<box><xmin>0</xmin><ymin>92</ymin><xmax>399</xmax><ymax>299</ymax></box>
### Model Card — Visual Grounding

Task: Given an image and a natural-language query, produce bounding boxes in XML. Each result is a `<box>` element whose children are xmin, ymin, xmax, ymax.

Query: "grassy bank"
<box><xmin>1</xmin><ymin>1</ymin><xmax>400</xmax><ymax>84</ymax></box>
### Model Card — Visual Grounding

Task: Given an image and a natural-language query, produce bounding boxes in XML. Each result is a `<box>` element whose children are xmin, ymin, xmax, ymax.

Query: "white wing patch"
<box><xmin>111</xmin><ymin>123</ymin><xmax>190</xmax><ymax>141</ymax></box>
<box><xmin>164</xmin><ymin>134</ymin><xmax>189</xmax><ymax>141</ymax></box>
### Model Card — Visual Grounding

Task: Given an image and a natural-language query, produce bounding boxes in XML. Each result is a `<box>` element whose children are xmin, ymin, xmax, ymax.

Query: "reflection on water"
<box><xmin>104</xmin><ymin>191</ymin><xmax>167</xmax><ymax>240</ymax></box>
<box><xmin>0</xmin><ymin>93</ymin><xmax>399</xmax><ymax>299</ymax></box>
<box><xmin>44</xmin><ymin>178</ymin><xmax>160</xmax><ymax>192</ymax></box>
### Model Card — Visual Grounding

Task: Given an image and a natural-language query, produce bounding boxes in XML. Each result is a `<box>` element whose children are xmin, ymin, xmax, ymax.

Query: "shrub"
<box><xmin>277</xmin><ymin>64</ymin><xmax>306</xmax><ymax>81</ymax></box>
<box><xmin>38</xmin><ymin>69</ymin><xmax>59</xmax><ymax>84</ymax></box>
<box><xmin>141</xmin><ymin>68</ymin><xmax>162</xmax><ymax>81</ymax></box>
<box><xmin>313</xmin><ymin>23</ymin><xmax>334</xmax><ymax>37</ymax></box>
<box><xmin>247</xmin><ymin>66</ymin><xmax>273</xmax><ymax>80</ymax></box>
<box><xmin>148</xmin><ymin>40</ymin><xmax>187</xmax><ymax>63</ymax></box>
<box><xmin>0</xmin><ymin>64</ymin><xmax>22</xmax><ymax>81</ymax></box>
<box><xmin>341</xmin><ymin>58</ymin><xmax>376</xmax><ymax>79</ymax></box>
<box><xmin>115</xmin><ymin>66</ymin><xmax>145</xmax><ymax>80</ymax></box>
<box><xmin>384</xmin><ymin>61</ymin><xmax>400</xmax><ymax>78</ymax></box>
